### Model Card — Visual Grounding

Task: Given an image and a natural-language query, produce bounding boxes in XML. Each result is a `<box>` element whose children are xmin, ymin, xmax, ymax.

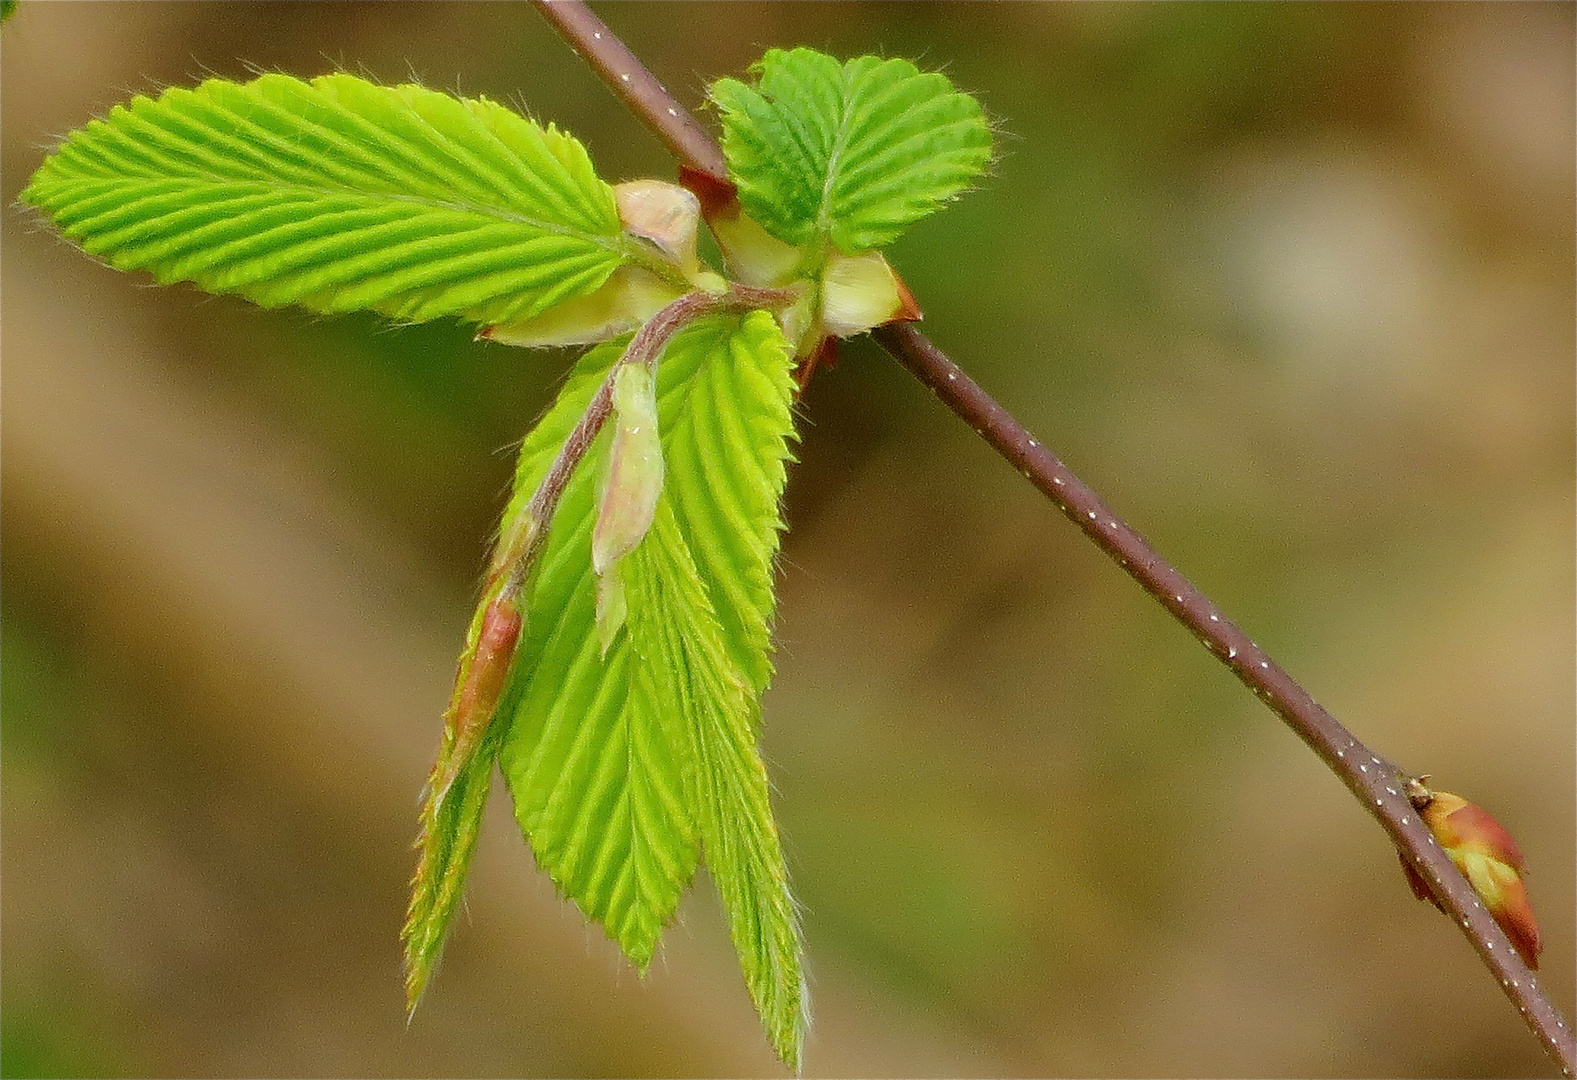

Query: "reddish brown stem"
<box><xmin>876</xmin><ymin>322</ymin><xmax>1573</xmax><ymax>1073</ymax></box>
<box><xmin>535</xmin><ymin>3</ymin><xmax>1577</xmax><ymax>1073</ymax></box>
<box><xmin>534</xmin><ymin>0</ymin><xmax>729</xmax><ymax>181</ymax></box>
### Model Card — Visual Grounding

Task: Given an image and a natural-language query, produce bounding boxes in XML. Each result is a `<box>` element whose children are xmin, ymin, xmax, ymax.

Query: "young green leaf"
<box><xmin>403</xmin><ymin>730</ymin><xmax>499</xmax><ymax>1015</ymax></box>
<box><xmin>22</xmin><ymin>73</ymin><xmax>636</xmax><ymax>326</ymax></box>
<box><xmin>711</xmin><ymin>47</ymin><xmax>992</xmax><ymax>254</ymax></box>
<box><xmin>403</xmin><ymin>587</ymin><xmax>525</xmax><ymax>1012</ymax></box>
<box><xmin>492</xmin><ymin>311</ymin><xmax>803</xmax><ymax>1064</ymax></box>
<box><xmin>628</xmin><ymin>503</ymin><xmax>806</xmax><ymax>1068</ymax></box>
<box><xmin>631</xmin><ymin>314</ymin><xmax>804</xmax><ymax>1065</ymax></box>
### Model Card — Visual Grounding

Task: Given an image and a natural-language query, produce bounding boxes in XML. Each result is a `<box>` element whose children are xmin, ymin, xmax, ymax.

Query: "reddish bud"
<box><xmin>1402</xmin><ymin>778</ymin><xmax>1542</xmax><ymax>969</ymax></box>
<box><xmin>430</xmin><ymin>597</ymin><xmax>523</xmax><ymax>810</ymax></box>
<box><xmin>455</xmin><ymin>599</ymin><xmax>523</xmax><ymax>730</ymax></box>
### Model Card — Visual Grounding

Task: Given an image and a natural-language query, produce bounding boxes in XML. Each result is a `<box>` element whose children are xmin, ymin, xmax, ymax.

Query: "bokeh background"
<box><xmin>3</xmin><ymin>3</ymin><xmax>1572</xmax><ymax>1076</ymax></box>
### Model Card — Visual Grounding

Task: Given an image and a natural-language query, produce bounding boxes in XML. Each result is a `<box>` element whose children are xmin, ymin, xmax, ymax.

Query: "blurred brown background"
<box><xmin>3</xmin><ymin>3</ymin><xmax>1572</xmax><ymax>1076</ymax></box>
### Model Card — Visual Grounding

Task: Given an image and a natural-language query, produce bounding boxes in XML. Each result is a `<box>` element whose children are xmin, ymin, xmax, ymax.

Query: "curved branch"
<box><xmin>533</xmin><ymin>2</ymin><xmax>1576</xmax><ymax>1073</ymax></box>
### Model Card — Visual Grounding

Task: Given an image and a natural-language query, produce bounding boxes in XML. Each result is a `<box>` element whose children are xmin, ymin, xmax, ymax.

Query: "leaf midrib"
<box><xmin>812</xmin><ymin>70</ymin><xmax>859</xmax><ymax>254</ymax></box>
<box><xmin>46</xmin><ymin>169</ymin><xmax>635</xmax><ymax>260</ymax></box>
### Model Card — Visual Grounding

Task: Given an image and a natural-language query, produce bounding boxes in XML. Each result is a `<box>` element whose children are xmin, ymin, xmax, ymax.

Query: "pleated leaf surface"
<box><xmin>494</xmin><ymin>311</ymin><xmax>804</xmax><ymax>1067</ymax></box>
<box><xmin>22</xmin><ymin>73</ymin><xmax>631</xmax><ymax>326</ymax></box>
<box><xmin>711</xmin><ymin>47</ymin><xmax>993</xmax><ymax>254</ymax></box>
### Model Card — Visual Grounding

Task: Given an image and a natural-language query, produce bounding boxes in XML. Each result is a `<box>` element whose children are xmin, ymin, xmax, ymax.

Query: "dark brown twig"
<box><xmin>533</xmin><ymin>2</ymin><xmax>1576</xmax><ymax>1072</ymax></box>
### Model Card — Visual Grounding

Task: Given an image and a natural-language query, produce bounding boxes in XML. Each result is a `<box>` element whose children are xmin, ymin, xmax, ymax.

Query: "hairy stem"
<box><xmin>535</xmin><ymin>2</ymin><xmax>1576</xmax><ymax>1072</ymax></box>
<box><xmin>496</xmin><ymin>283</ymin><xmax>796</xmax><ymax>598</ymax></box>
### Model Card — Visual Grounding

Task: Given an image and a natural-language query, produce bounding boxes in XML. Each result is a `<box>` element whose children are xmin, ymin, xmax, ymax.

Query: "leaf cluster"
<box><xmin>21</xmin><ymin>47</ymin><xmax>991</xmax><ymax>1069</ymax></box>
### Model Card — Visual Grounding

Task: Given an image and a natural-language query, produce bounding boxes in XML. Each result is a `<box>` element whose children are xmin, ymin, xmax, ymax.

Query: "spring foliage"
<box><xmin>23</xmin><ymin>49</ymin><xmax>991</xmax><ymax>1069</ymax></box>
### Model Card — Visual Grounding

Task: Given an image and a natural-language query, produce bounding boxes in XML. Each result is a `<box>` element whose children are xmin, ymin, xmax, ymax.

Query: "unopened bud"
<box><xmin>591</xmin><ymin>363</ymin><xmax>663</xmax><ymax>576</ymax></box>
<box><xmin>1401</xmin><ymin>777</ymin><xmax>1542</xmax><ymax>969</ymax></box>
<box><xmin>615</xmin><ymin>179</ymin><xmax>701</xmax><ymax>273</ymax></box>
<box><xmin>819</xmin><ymin>250</ymin><xmax>922</xmax><ymax>338</ymax></box>
<box><xmin>431</xmin><ymin>596</ymin><xmax>523</xmax><ymax>810</ymax></box>
<box><xmin>458</xmin><ymin>599</ymin><xmax>523</xmax><ymax>726</ymax></box>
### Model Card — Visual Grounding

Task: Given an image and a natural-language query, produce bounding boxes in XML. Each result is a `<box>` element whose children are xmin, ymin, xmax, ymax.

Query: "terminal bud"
<box><xmin>1401</xmin><ymin>776</ymin><xmax>1542</xmax><ymax>969</ymax></box>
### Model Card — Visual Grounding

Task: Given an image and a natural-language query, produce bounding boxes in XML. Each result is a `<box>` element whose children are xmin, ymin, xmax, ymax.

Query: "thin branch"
<box><xmin>534</xmin><ymin>2</ymin><xmax>1577</xmax><ymax>1073</ymax></box>
<box><xmin>534</xmin><ymin>0</ymin><xmax>728</xmax><ymax>181</ymax></box>
<box><xmin>876</xmin><ymin>323</ymin><xmax>1576</xmax><ymax>1074</ymax></box>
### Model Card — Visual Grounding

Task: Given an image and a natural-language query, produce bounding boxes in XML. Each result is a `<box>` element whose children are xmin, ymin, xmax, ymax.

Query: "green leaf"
<box><xmin>402</xmin><ymin>713</ymin><xmax>499</xmax><ymax>1014</ymax></box>
<box><xmin>404</xmin><ymin>589</ymin><xmax>528</xmax><ymax>1014</ymax></box>
<box><xmin>629</xmin><ymin>503</ymin><xmax>806</xmax><ymax>1068</ymax></box>
<box><xmin>21</xmin><ymin>73</ymin><xmax>633</xmax><ymax>326</ymax></box>
<box><xmin>495</xmin><ymin>311</ymin><xmax>804</xmax><ymax>1066</ymax></box>
<box><xmin>492</xmin><ymin>337</ymin><xmax>696</xmax><ymax>966</ymax></box>
<box><xmin>712</xmin><ymin>47</ymin><xmax>992</xmax><ymax>254</ymax></box>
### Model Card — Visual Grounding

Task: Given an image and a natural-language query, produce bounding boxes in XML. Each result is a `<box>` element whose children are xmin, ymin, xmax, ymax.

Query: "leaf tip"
<box><xmin>594</xmin><ymin>565</ymin><xmax>628</xmax><ymax>656</ymax></box>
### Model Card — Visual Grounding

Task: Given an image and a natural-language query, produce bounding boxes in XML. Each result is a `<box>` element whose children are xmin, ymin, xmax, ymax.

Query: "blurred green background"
<box><xmin>3</xmin><ymin>3</ymin><xmax>1572</xmax><ymax>1076</ymax></box>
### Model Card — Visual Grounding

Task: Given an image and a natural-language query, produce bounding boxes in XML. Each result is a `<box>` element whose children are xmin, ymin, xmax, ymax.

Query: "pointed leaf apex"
<box><xmin>595</xmin><ymin>562</ymin><xmax>629</xmax><ymax>656</ymax></box>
